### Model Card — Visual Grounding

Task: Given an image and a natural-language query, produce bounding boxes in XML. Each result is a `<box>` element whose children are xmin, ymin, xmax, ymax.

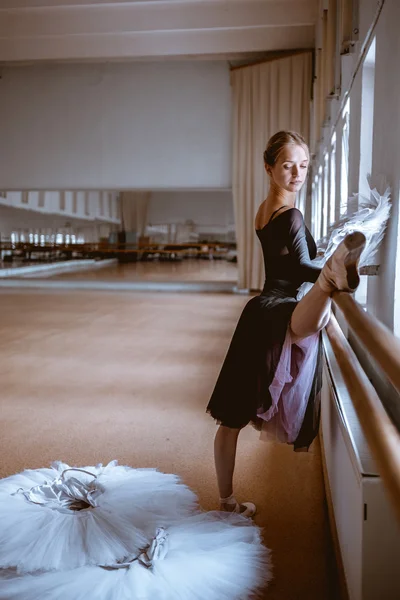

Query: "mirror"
<box><xmin>0</xmin><ymin>190</ymin><xmax>238</xmax><ymax>291</ymax></box>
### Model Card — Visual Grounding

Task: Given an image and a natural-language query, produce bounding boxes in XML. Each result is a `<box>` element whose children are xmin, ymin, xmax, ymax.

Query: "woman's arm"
<box><xmin>285</xmin><ymin>208</ymin><xmax>321</xmax><ymax>283</ymax></box>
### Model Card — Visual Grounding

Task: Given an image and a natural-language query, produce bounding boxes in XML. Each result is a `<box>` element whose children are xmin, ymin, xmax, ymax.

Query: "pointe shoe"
<box><xmin>220</xmin><ymin>494</ymin><xmax>256</xmax><ymax>518</ymax></box>
<box><xmin>318</xmin><ymin>232</ymin><xmax>366</xmax><ymax>294</ymax></box>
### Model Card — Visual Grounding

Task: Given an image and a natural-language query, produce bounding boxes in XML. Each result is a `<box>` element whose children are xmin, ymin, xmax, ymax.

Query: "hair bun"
<box><xmin>264</xmin><ymin>131</ymin><xmax>309</xmax><ymax>166</ymax></box>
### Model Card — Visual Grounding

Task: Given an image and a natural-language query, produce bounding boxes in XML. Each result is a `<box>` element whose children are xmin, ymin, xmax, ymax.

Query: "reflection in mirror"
<box><xmin>0</xmin><ymin>190</ymin><xmax>237</xmax><ymax>290</ymax></box>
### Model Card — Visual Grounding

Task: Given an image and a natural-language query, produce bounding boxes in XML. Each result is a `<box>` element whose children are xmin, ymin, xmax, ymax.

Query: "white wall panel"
<box><xmin>0</xmin><ymin>62</ymin><xmax>232</xmax><ymax>191</ymax></box>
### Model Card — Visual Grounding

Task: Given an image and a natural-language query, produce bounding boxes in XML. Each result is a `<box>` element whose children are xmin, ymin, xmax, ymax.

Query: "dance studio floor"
<box><xmin>0</xmin><ymin>289</ymin><xmax>336</xmax><ymax>599</ymax></box>
<box><xmin>48</xmin><ymin>258</ymin><xmax>238</xmax><ymax>282</ymax></box>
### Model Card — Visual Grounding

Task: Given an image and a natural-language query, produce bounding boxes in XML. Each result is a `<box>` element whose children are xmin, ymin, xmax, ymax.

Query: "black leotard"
<box><xmin>256</xmin><ymin>207</ymin><xmax>321</xmax><ymax>294</ymax></box>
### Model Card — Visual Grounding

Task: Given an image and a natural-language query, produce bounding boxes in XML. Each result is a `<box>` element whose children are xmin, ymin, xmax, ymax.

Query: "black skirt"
<box><xmin>206</xmin><ymin>288</ymin><xmax>322</xmax><ymax>450</ymax></box>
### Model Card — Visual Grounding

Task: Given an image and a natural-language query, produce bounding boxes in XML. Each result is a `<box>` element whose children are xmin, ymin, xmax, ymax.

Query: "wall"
<box><xmin>368</xmin><ymin>0</ymin><xmax>400</xmax><ymax>332</ymax></box>
<box><xmin>312</xmin><ymin>0</ymin><xmax>400</xmax><ymax>333</ymax></box>
<box><xmin>312</xmin><ymin>7</ymin><xmax>400</xmax><ymax>597</ymax></box>
<box><xmin>0</xmin><ymin>61</ymin><xmax>232</xmax><ymax>191</ymax></box>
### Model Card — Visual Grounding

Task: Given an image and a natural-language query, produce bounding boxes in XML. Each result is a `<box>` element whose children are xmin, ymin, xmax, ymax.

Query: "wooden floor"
<box><xmin>0</xmin><ymin>288</ymin><xmax>336</xmax><ymax>599</ymax></box>
<box><xmin>48</xmin><ymin>258</ymin><xmax>238</xmax><ymax>282</ymax></box>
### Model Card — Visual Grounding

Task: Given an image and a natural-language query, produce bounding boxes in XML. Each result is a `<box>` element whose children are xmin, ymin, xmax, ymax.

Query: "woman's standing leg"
<box><xmin>214</xmin><ymin>425</ymin><xmax>256</xmax><ymax>515</ymax></box>
<box><xmin>214</xmin><ymin>425</ymin><xmax>241</xmax><ymax>501</ymax></box>
<box><xmin>208</xmin><ymin>297</ymin><xmax>262</xmax><ymax>516</ymax></box>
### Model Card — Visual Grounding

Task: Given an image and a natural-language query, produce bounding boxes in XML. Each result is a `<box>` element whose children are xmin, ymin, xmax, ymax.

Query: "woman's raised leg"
<box><xmin>290</xmin><ymin>283</ymin><xmax>331</xmax><ymax>340</ymax></box>
<box><xmin>291</xmin><ymin>231</ymin><xmax>366</xmax><ymax>340</ymax></box>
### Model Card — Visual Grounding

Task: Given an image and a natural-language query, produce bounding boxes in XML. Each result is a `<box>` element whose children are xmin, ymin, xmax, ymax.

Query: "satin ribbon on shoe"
<box><xmin>102</xmin><ymin>528</ymin><xmax>169</xmax><ymax>570</ymax></box>
<box><xmin>13</xmin><ymin>468</ymin><xmax>100</xmax><ymax>513</ymax></box>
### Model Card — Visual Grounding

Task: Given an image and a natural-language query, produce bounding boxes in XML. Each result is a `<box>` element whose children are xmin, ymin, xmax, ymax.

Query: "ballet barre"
<box><xmin>325</xmin><ymin>302</ymin><xmax>400</xmax><ymax>524</ymax></box>
<box><xmin>334</xmin><ymin>292</ymin><xmax>400</xmax><ymax>395</ymax></box>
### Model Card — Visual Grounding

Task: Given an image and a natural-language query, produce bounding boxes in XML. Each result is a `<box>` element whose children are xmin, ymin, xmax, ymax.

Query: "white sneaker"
<box><xmin>318</xmin><ymin>232</ymin><xmax>366</xmax><ymax>294</ymax></box>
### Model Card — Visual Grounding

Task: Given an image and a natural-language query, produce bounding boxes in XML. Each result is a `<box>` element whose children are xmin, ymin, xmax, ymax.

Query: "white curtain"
<box><xmin>231</xmin><ymin>52</ymin><xmax>312</xmax><ymax>291</ymax></box>
<box><xmin>120</xmin><ymin>191</ymin><xmax>151</xmax><ymax>237</ymax></box>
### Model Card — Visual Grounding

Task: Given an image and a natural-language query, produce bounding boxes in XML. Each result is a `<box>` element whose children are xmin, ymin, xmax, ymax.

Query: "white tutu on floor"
<box><xmin>0</xmin><ymin>460</ymin><xmax>272</xmax><ymax>599</ymax></box>
<box><xmin>0</xmin><ymin>512</ymin><xmax>270</xmax><ymax>600</ymax></box>
<box><xmin>0</xmin><ymin>460</ymin><xmax>198</xmax><ymax>572</ymax></box>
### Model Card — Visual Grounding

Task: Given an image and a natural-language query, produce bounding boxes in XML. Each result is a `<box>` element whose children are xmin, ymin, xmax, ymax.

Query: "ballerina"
<box><xmin>207</xmin><ymin>130</ymin><xmax>368</xmax><ymax>517</ymax></box>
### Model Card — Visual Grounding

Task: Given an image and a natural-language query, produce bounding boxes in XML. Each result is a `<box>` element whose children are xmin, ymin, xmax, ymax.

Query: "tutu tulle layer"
<box><xmin>258</xmin><ymin>326</ymin><xmax>320</xmax><ymax>443</ymax></box>
<box><xmin>0</xmin><ymin>512</ymin><xmax>271</xmax><ymax>600</ymax></box>
<box><xmin>0</xmin><ymin>461</ymin><xmax>272</xmax><ymax>599</ymax></box>
<box><xmin>0</xmin><ymin>460</ymin><xmax>198</xmax><ymax>572</ymax></box>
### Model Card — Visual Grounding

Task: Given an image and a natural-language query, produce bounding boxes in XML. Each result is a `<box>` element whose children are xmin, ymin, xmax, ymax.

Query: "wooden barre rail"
<box><xmin>325</xmin><ymin>313</ymin><xmax>400</xmax><ymax>523</ymax></box>
<box><xmin>333</xmin><ymin>292</ymin><xmax>400</xmax><ymax>395</ymax></box>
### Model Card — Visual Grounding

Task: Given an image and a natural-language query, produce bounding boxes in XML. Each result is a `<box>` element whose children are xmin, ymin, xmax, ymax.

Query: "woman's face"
<box><xmin>266</xmin><ymin>144</ymin><xmax>309</xmax><ymax>193</ymax></box>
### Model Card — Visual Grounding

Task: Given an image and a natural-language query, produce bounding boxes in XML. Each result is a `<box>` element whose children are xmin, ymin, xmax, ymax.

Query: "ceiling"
<box><xmin>0</xmin><ymin>0</ymin><xmax>318</xmax><ymax>64</ymax></box>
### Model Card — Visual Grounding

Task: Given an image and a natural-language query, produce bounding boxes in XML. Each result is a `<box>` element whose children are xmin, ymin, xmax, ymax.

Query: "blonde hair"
<box><xmin>263</xmin><ymin>131</ymin><xmax>309</xmax><ymax>167</ymax></box>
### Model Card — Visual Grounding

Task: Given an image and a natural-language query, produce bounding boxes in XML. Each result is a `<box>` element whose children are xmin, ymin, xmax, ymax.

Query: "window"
<box><xmin>72</xmin><ymin>192</ymin><xmax>78</xmax><ymax>214</ymax></box>
<box><xmin>317</xmin><ymin>166</ymin><xmax>323</xmax><ymax>241</ymax></box>
<box><xmin>312</xmin><ymin>175</ymin><xmax>319</xmax><ymax>240</ymax></box>
<box><xmin>352</xmin><ymin>38</ymin><xmax>376</xmax><ymax>309</ymax></box>
<box><xmin>395</xmin><ymin>187</ymin><xmax>400</xmax><ymax>335</ymax></box>
<box><xmin>312</xmin><ymin>178</ymin><xmax>317</xmax><ymax>239</ymax></box>
<box><xmin>322</xmin><ymin>152</ymin><xmax>329</xmax><ymax>237</ymax></box>
<box><xmin>59</xmin><ymin>192</ymin><xmax>66</xmax><ymax>211</ymax></box>
<box><xmin>340</xmin><ymin>98</ymin><xmax>350</xmax><ymax>216</ymax></box>
<box><xmin>84</xmin><ymin>194</ymin><xmax>90</xmax><ymax>216</ymax></box>
<box><xmin>109</xmin><ymin>193</ymin><xmax>113</xmax><ymax>219</ymax></box>
<box><xmin>330</xmin><ymin>133</ymin><xmax>337</xmax><ymax>225</ymax></box>
<box><xmin>359</xmin><ymin>38</ymin><xmax>376</xmax><ymax>201</ymax></box>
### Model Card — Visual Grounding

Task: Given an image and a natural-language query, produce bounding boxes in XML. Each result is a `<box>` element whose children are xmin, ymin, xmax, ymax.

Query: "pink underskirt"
<box><xmin>257</xmin><ymin>327</ymin><xmax>319</xmax><ymax>444</ymax></box>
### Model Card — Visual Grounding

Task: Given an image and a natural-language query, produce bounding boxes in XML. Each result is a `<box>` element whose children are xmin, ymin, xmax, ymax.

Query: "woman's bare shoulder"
<box><xmin>254</xmin><ymin>202</ymin><xmax>267</xmax><ymax>230</ymax></box>
<box><xmin>255</xmin><ymin>204</ymin><xmax>298</xmax><ymax>230</ymax></box>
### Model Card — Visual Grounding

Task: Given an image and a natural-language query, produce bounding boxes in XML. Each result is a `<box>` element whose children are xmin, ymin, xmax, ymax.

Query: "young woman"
<box><xmin>207</xmin><ymin>130</ymin><xmax>365</xmax><ymax>517</ymax></box>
